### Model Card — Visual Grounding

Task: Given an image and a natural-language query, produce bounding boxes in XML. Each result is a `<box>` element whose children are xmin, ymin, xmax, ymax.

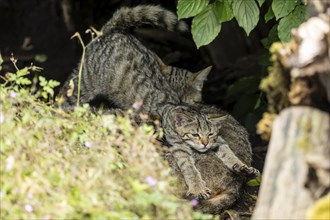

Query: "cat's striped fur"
<box><xmin>58</xmin><ymin>5</ymin><xmax>188</xmax><ymax>117</ymax></box>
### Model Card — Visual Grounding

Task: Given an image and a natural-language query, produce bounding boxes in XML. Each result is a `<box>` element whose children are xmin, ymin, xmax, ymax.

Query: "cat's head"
<box><xmin>154</xmin><ymin>55</ymin><xmax>211</xmax><ymax>104</ymax></box>
<box><xmin>170</xmin><ymin>106</ymin><xmax>227</xmax><ymax>152</ymax></box>
<box><xmin>181</xmin><ymin>66</ymin><xmax>211</xmax><ymax>104</ymax></box>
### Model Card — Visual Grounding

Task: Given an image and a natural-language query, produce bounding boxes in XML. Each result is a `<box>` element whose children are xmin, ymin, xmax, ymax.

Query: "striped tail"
<box><xmin>102</xmin><ymin>5</ymin><xmax>188</xmax><ymax>34</ymax></box>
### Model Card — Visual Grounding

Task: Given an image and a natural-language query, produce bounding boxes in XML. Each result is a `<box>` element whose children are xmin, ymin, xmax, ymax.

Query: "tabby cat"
<box><xmin>57</xmin><ymin>5</ymin><xmax>258</xmax><ymax>202</ymax></box>
<box><xmin>162</xmin><ymin>105</ymin><xmax>259</xmax><ymax>202</ymax></box>
<box><xmin>57</xmin><ymin>5</ymin><xmax>210</xmax><ymax>115</ymax></box>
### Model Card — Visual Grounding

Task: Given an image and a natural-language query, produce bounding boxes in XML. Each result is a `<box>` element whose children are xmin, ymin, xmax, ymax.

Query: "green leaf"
<box><xmin>214</xmin><ymin>0</ymin><xmax>234</xmax><ymax>23</ymax></box>
<box><xmin>247</xmin><ymin>175</ymin><xmax>262</xmax><ymax>186</ymax></box>
<box><xmin>177</xmin><ymin>0</ymin><xmax>209</xmax><ymax>19</ymax></box>
<box><xmin>39</xmin><ymin>76</ymin><xmax>47</xmax><ymax>87</ymax></box>
<box><xmin>34</xmin><ymin>54</ymin><xmax>47</xmax><ymax>63</ymax></box>
<box><xmin>16</xmin><ymin>67</ymin><xmax>29</xmax><ymax>77</ymax></box>
<box><xmin>48</xmin><ymin>80</ymin><xmax>60</xmax><ymax>88</ymax></box>
<box><xmin>233</xmin><ymin>0</ymin><xmax>259</xmax><ymax>36</ymax></box>
<box><xmin>278</xmin><ymin>5</ymin><xmax>306</xmax><ymax>42</ymax></box>
<box><xmin>264</xmin><ymin>6</ymin><xmax>275</xmax><ymax>23</ymax></box>
<box><xmin>192</xmin><ymin>5</ymin><xmax>221</xmax><ymax>48</ymax></box>
<box><xmin>6</xmin><ymin>73</ymin><xmax>17</xmax><ymax>81</ymax></box>
<box><xmin>17</xmin><ymin>77</ymin><xmax>32</xmax><ymax>85</ymax></box>
<box><xmin>261</xmin><ymin>24</ymin><xmax>279</xmax><ymax>48</ymax></box>
<box><xmin>257</xmin><ymin>0</ymin><xmax>266</xmax><ymax>7</ymax></box>
<box><xmin>272</xmin><ymin>0</ymin><xmax>297</xmax><ymax>20</ymax></box>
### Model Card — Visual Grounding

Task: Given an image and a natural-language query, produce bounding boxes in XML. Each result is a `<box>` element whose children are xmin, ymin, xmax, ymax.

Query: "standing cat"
<box><xmin>57</xmin><ymin>5</ymin><xmax>210</xmax><ymax>115</ymax></box>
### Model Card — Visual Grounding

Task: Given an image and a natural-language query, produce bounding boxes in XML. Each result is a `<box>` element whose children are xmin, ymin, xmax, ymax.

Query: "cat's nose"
<box><xmin>201</xmin><ymin>137</ymin><xmax>209</xmax><ymax>146</ymax></box>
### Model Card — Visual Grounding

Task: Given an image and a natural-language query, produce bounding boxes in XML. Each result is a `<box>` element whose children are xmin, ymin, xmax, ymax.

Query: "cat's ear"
<box><xmin>174</xmin><ymin>112</ymin><xmax>195</xmax><ymax>127</ymax></box>
<box><xmin>207</xmin><ymin>114</ymin><xmax>228</xmax><ymax>126</ymax></box>
<box><xmin>191</xmin><ymin>66</ymin><xmax>212</xmax><ymax>91</ymax></box>
<box><xmin>154</xmin><ymin>54</ymin><xmax>169</xmax><ymax>74</ymax></box>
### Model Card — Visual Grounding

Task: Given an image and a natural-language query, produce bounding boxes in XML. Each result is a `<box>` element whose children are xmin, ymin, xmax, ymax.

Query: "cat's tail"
<box><xmin>102</xmin><ymin>5</ymin><xmax>188</xmax><ymax>34</ymax></box>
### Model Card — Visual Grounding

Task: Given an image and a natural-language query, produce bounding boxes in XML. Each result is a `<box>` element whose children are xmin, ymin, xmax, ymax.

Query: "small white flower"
<box><xmin>9</xmin><ymin>91</ymin><xmax>17</xmax><ymax>98</ymax></box>
<box><xmin>145</xmin><ymin>176</ymin><xmax>158</xmax><ymax>187</ymax></box>
<box><xmin>84</xmin><ymin>141</ymin><xmax>92</xmax><ymax>148</ymax></box>
<box><xmin>0</xmin><ymin>113</ymin><xmax>4</xmax><ymax>124</ymax></box>
<box><xmin>6</xmin><ymin>156</ymin><xmax>15</xmax><ymax>171</ymax></box>
<box><xmin>25</xmin><ymin>204</ymin><xmax>33</xmax><ymax>213</ymax></box>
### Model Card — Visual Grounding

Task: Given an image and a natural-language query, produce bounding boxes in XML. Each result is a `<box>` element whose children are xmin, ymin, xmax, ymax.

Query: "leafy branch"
<box><xmin>177</xmin><ymin>0</ymin><xmax>307</xmax><ymax>48</ymax></box>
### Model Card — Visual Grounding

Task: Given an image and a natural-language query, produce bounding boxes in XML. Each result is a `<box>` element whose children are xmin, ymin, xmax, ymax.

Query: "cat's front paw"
<box><xmin>233</xmin><ymin>163</ymin><xmax>260</xmax><ymax>178</ymax></box>
<box><xmin>186</xmin><ymin>184</ymin><xmax>212</xmax><ymax>200</ymax></box>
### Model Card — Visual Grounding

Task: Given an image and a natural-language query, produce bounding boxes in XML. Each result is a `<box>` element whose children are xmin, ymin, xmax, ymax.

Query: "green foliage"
<box><xmin>177</xmin><ymin>0</ymin><xmax>307</xmax><ymax>48</ymax></box>
<box><xmin>232</xmin><ymin>0</ymin><xmax>259</xmax><ymax>36</ymax></box>
<box><xmin>177</xmin><ymin>0</ymin><xmax>209</xmax><ymax>19</ymax></box>
<box><xmin>214</xmin><ymin>0</ymin><xmax>234</xmax><ymax>23</ymax></box>
<box><xmin>278</xmin><ymin>5</ymin><xmax>306</xmax><ymax>42</ymax></box>
<box><xmin>257</xmin><ymin>0</ymin><xmax>266</xmax><ymax>7</ymax></box>
<box><xmin>2</xmin><ymin>57</ymin><xmax>59</xmax><ymax>103</ymax></box>
<box><xmin>0</xmin><ymin>63</ymin><xmax>210</xmax><ymax>219</ymax></box>
<box><xmin>261</xmin><ymin>24</ymin><xmax>280</xmax><ymax>48</ymax></box>
<box><xmin>34</xmin><ymin>54</ymin><xmax>47</xmax><ymax>63</ymax></box>
<box><xmin>272</xmin><ymin>0</ymin><xmax>297</xmax><ymax>20</ymax></box>
<box><xmin>36</xmin><ymin>76</ymin><xmax>60</xmax><ymax>100</ymax></box>
<box><xmin>192</xmin><ymin>4</ymin><xmax>221</xmax><ymax>48</ymax></box>
<box><xmin>247</xmin><ymin>175</ymin><xmax>262</xmax><ymax>187</ymax></box>
<box><xmin>264</xmin><ymin>6</ymin><xmax>275</xmax><ymax>23</ymax></box>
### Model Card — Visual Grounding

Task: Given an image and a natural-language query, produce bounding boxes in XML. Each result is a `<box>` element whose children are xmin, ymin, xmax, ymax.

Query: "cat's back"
<box><xmin>58</xmin><ymin>5</ymin><xmax>185</xmax><ymax>113</ymax></box>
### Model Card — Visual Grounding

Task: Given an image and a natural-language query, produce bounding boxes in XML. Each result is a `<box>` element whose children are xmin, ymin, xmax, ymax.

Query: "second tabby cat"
<box><xmin>164</xmin><ymin>105</ymin><xmax>259</xmax><ymax>213</ymax></box>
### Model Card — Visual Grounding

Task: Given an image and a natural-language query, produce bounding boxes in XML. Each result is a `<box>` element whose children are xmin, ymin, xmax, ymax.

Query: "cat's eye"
<box><xmin>191</xmin><ymin>133</ymin><xmax>199</xmax><ymax>137</ymax></box>
<box><xmin>209</xmin><ymin>133</ymin><xmax>215</xmax><ymax>136</ymax></box>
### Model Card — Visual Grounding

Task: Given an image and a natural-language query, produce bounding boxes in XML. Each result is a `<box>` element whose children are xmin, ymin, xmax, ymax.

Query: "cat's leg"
<box><xmin>215</xmin><ymin>138</ymin><xmax>260</xmax><ymax>178</ymax></box>
<box><xmin>196</xmin><ymin>188</ymin><xmax>239</xmax><ymax>214</ymax></box>
<box><xmin>171</xmin><ymin>146</ymin><xmax>211</xmax><ymax>200</ymax></box>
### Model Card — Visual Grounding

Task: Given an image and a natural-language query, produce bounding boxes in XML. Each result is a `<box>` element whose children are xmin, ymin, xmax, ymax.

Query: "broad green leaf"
<box><xmin>261</xmin><ymin>24</ymin><xmax>279</xmax><ymax>48</ymax></box>
<box><xmin>264</xmin><ymin>6</ymin><xmax>275</xmax><ymax>22</ymax></box>
<box><xmin>177</xmin><ymin>0</ymin><xmax>209</xmax><ymax>19</ymax></box>
<box><xmin>233</xmin><ymin>0</ymin><xmax>259</xmax><ymax>36</ymax></box>
<box><xmin>192</xmin><ymin>5</ymin><xmax>221</xmax><ymax>48</ymax></box>
<box><xmin>257</xmin><ymin>0</ymin><xmax>266</xmax><ymax>7</ymax></box>
<box><xmin>278</xmin><ymin>5</ymin><xmax>306</xmax><ymax>42</ymax></box>
<box><xmin>272</xmin><ymin>0</ymin><xmax>297</xmax><ymax>20</ymax></box>
<box><xmin>214</xmin><ymin>0</ymin><xmax>234</xmax><ymax>23</ymax></box>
